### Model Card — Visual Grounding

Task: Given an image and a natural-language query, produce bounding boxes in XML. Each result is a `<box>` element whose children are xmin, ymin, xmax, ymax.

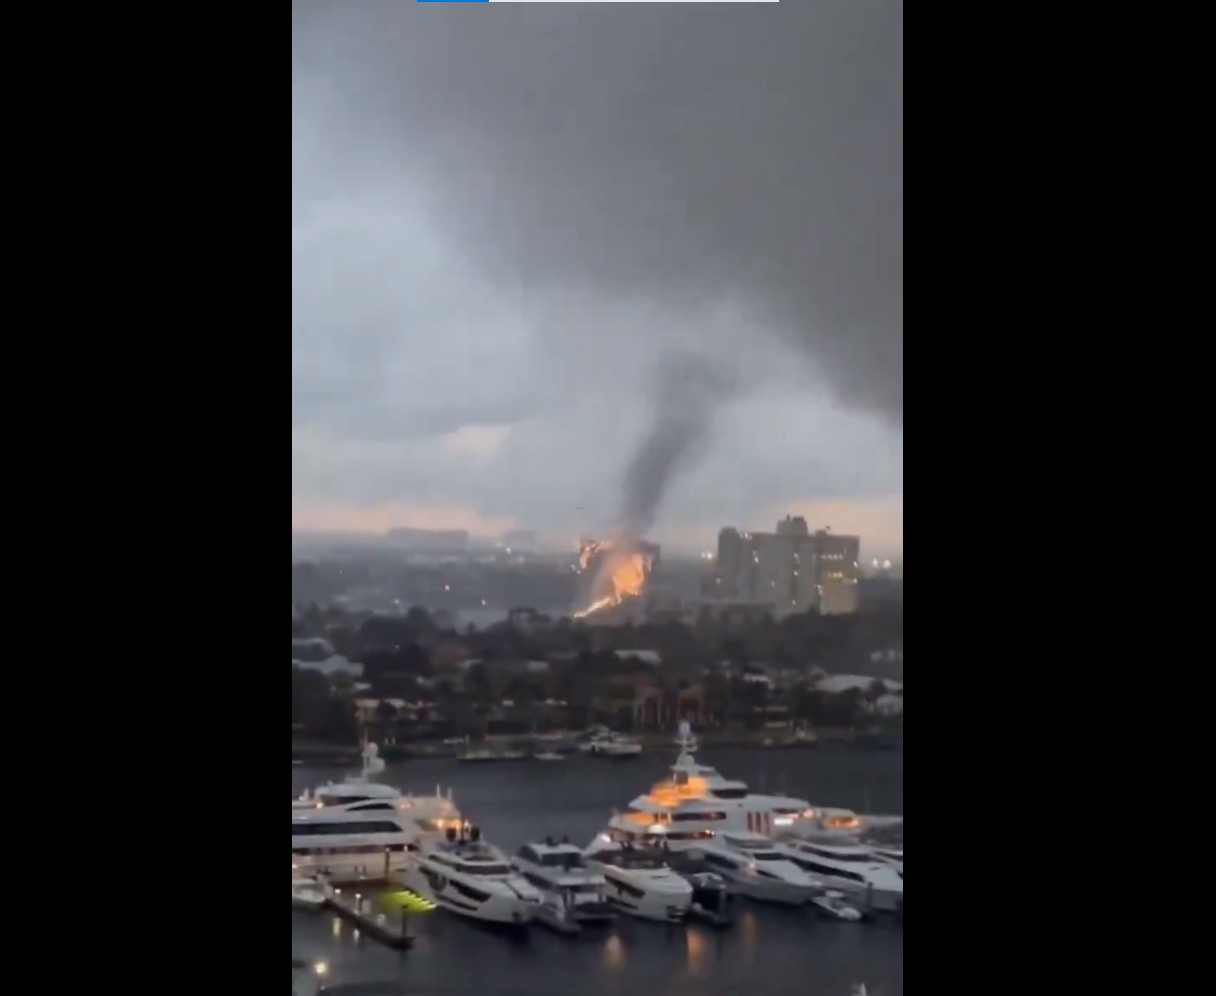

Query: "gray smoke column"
<box><xmin>618</xmin><ymin>353</ymin><xmax>734</xmax><ymax>543</ymax></box>
<box><xmin>578</xmin><ymin>353</ymin><xmax>728</xmax><ymax>606</ymax></box>
<box><xmin>585</xmin><ymin>353</ymin><xmax>734</xmax><ymax>603</ymax></box>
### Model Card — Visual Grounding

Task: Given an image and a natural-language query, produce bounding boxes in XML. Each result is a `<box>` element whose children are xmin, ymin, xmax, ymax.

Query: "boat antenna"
<box><xmin>352</xmin><ymin>741</ymin><xmax>385</xmax><ymax>783</ymax></box>
<box><xmin>677</xmin><ymin>720</ymin><xmax>696</xmax><ymax>758</ymax></box>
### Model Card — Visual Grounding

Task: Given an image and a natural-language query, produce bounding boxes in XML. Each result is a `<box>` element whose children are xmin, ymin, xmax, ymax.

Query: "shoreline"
<box><xmin>292</xmin><ymin>728</ymin><xmax>901</xmax><ymax>764</ymax></box>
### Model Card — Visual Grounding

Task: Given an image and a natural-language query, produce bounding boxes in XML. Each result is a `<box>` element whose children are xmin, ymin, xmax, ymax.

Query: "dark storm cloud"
<box><xmin>292</xmin><ymin>2</ymin><xmax>904</xmax><ymax>548</ymax></box>
<box><xmin>291</xmin><ymin>1</ymin><xmax>904</xmax><ymax>427</ymax></box>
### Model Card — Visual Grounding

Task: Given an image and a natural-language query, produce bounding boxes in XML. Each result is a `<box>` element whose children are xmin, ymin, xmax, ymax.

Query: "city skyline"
<box><xmin>290</xmin><ymin>500</ymin><xmax>904</xmax><ymax>562</ymax></box>
<box><xmin>292</xmin><ymin>4</ymin><xmax>903</xmax><ymax>548</ymax></box>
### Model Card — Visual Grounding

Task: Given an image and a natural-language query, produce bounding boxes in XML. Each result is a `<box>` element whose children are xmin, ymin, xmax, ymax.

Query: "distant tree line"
<box><xmin>291</xmin><ymin>603</ymin><xmax>902</xmax><ymax>744</ymax></box>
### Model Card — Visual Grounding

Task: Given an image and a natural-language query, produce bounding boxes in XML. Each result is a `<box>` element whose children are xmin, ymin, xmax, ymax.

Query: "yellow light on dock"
<box><xmin>380</xmin><ymin>889</ymin><xmax>437</xmax><ymax>914</ymax></box>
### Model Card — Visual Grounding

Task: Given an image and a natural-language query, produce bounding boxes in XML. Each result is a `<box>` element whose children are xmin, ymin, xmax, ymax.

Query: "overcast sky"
<box><xmin>291</xmin><ymin>2</ymin><xmax>904</xmax><ymax>555</ymax></box>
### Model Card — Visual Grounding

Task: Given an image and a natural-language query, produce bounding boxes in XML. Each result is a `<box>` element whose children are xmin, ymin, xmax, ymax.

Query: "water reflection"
<box><xmin>740</xmin><ymin>909</ymin><xmax>759</xmax><ymax>954</ymax></box>
<box><xmin>601</xmin><ymin>934</ymin><xmax>625</xmax><ymax>972</ymax></box>
<box><xmin>296</xmin><ymin>901</ymin><xmax>901</xmax><ymax>995</ymax></box>
<box><xmin>685</xmin><ymin>929</ymin><xmax>707</xmax><ymax>978</ymax></box>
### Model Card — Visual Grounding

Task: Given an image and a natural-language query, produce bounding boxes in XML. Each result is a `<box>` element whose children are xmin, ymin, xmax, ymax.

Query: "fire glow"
<box><xmin>574</xmin><ymin>539</ymin><xmax>656</xmax><ymax>619</ymax></box>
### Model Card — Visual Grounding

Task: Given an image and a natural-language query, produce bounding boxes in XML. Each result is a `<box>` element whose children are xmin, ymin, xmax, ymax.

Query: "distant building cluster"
<box><xmin>710</xmin><ymin>516</ymin><xmax>862</xmax><ymax>616</ymax></box>
<box><xmin>500</xmin><ymin>530</ymin><xmax>540</xmax><ymax>552</ymax></box>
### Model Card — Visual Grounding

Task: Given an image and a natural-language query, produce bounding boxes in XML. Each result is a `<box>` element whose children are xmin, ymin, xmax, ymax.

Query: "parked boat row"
<box><xmin>449</xmin><ymin>726</ymin><xmax>645</xmax><ymax>763</ymax></box>
<box><xmin>589</xmin><ymin>724</ymin><xmax>904</xmax><ymax>915</ymax></box>
<box><xmin>291</xmin><ymin>728</ymin><xmax>902</xmax><ymax>932</ymax></box>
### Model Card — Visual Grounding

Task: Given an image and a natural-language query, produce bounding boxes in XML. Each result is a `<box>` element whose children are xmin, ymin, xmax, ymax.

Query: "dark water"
<box><xmin>292</xmin><ymin>748</ymin><xmax>903</xmax><ymax>996</ymax></box>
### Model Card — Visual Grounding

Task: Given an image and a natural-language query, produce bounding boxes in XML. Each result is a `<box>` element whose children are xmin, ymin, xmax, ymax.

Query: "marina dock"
<box><xmin>324</xmin><ymin>884</ymin><xmax>436</xmax><ymax>951</ymax></box>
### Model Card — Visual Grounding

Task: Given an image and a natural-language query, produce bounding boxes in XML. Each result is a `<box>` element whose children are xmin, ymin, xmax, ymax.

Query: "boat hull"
<box><xmin>733</xmin><ymin>876</ymin><xmax>814</xmax><ymax>906</ymax></box>
<box><xmin>402</xmin><ymin>867</ymin><xmax>539</xmax><ymax>926</ymax></box>
<box><xmin>595</xmin><ymin>871</ymin><xmax>692</xmax><ymax>922</ymax></box>
<box><xmin>291</xmin><ymin>890</ymin><xmax>327</xmax><ymax>912</ymax></box>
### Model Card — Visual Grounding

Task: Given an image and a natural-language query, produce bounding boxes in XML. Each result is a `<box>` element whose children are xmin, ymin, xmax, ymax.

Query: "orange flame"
<box><xmin>575</xmin><ymin>540</ymin><xmax>655</xmax><ymax>618</ymax></box>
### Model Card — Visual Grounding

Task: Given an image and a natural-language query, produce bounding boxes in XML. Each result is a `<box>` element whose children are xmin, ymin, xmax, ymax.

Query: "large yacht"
<box><xmin>676</xmin><ymin>831</ymin><xmax>818</xmax><ymax>906</ymax></box>
<box><xmin>404</xmin><ymin>828</ymin><xmax>542</xmax><ymax>926</ymax></box>
<box><xmin>293</xmin><ymin>742</ymin><xmax>397</xmax><ymax>811</ymax></box>
<box><xmin>599</xmin><ymin>724</ymin><xmax>886</xmax><ymax>842</ymax></box>
<box><xmin>290</xmin><ymin>793</ymin><xmax>462</xmax><ymax>878</ymax></box>
<box><xmin>777</xmin><ymin>839</ymin><xmax>904</xmax><ymax>913</ymax></box>
<box><xmin>596</xmin><ymin>731</ymin><xmax>809</xmax><ymax>843</ymax></box>
<box><xmin>513</xmin><ymin>838</ymin><xmax>617</xmax><ymax>930</ymax></box>
<box><xmin>583</xmin><ymin>835</ymin><xmax>694</xmax><ymax>922</ymax></box>
<box><xmin>290</xmin><ymin>744</ymin><xmax>464</xmax><ymax>878</ymax></box>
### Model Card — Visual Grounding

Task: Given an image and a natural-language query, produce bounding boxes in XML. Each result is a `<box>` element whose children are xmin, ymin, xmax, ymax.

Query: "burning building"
<box><xmin>575</xmin><ymin>538</ymin><xmax>662</xmax><ymax>619</ymax></box>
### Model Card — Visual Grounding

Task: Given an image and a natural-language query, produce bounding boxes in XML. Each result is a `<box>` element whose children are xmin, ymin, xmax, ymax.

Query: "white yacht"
<box><xmin>291</xmin><ymin>742</ymin><xmax>466</xmax><ymax>879</ymax></box>
<box><xmin>599</xmin><ymin>757</ymin><xmax>809</xmax><ymax>845</ymax></box>
<box><xmin>679</xmin><ymin>831</ymin><xmax>818</xmax><ymax>906</ymax></box>
<box><xmin>777</xmin><ymin>839</ymin><xmax>904</xmax><ymax>913</ymax></box>
<box><xmin>811</xmin><ymin>890</ymin><xmax>864</xmax><ymax>922</ymax></box>
<box><xmin>293</xmin><ymin>742</ymin><xmax>396</xmax><ymax>811</ymax></box>
<box><xmin>513</xmin><ymin>839</ymin><xmax>618</xmax><ymax>931</ymax></box>
<box><xmin>291</xmin><ymin>779</ymin><xmax>464</xmax><ymax>880</ymax></box>
<box><xmin>869</xmin><ymin>845</ymin><xmax>904</xmax><ymax>874</ymax></box>
<box><xmin>582</xmin><ymin>835</ymin><xmax>693</xmax><ymax>923</ymax></box>
<box><xmin>580</xmin><ymin>729</ymin><xmax>643</xmax><ymax>758</ymax></box>
<box><xmin>404</xmin><ymin>828</ymin><xmax>542</xmax><ymax>926</ymax></box>
<box><xmin>291</xmin><ymin>796</ymin><xmax>459</xmax><ymax>879</ymax></box>
<box><xmin>598</xmin><ymin>724</ymin><xmax>874</xmax><ymax>841</ymax></box>
<box><xmin>291</xmin><ymin>867</ymin><xmax>328</xmax><ymax>912</ymax></box>
<box><xmin>292</xmin><ymin>778</ymin><xmax>403</xmax><ymax>812</ymax></box>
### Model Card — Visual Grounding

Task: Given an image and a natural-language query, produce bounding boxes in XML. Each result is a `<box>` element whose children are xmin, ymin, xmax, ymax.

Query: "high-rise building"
<box><xmin>715</xmin><ymin>528</ymin><xmax>744</xmax><ymax>595</ymax></box>
<box><xmin>713</xmin><ymin>517</ymin><xmax>862</xmax><ymax>616</ymax></box>
<box><xmin>776</xmin><ymin>515</ymin><xmax>811</xmax><ymax>538</ymax></box>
